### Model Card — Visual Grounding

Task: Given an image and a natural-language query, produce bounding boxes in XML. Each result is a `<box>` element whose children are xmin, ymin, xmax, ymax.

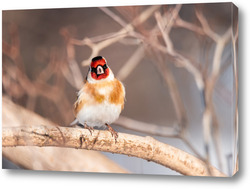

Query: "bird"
<box><xmin>73</xmin><ymin>56</ymin><xmax>125</xmax><ymax>141</ymax></box>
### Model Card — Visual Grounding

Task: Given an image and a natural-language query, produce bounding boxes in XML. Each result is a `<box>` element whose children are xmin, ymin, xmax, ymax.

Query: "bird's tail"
<box><xmin>69</xmin><ymin>119</ymin><xmax>78</xmax><ymax>126</ymax></box>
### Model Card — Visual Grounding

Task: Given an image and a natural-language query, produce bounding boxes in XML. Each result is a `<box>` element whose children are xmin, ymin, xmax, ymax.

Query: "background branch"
<box><xmin>115</xmin><ymin>116</ymin><xmax>179</xmax><ymax>137</ymax></box>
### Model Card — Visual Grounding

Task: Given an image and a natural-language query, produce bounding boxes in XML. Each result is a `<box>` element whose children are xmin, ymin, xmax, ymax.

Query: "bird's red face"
<box><xmin>90</xmin><ymin>56</ymin><xmax>110</xmax><ymax>80</ymax></box>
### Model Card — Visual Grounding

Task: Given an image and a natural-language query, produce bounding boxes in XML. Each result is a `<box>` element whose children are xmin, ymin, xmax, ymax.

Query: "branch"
<box><xmin>202</xmin><ymin>28</ymin><xmax>231</xmax><ymax>172</ymax></box>
<box><xmin>115</xmin><ymin>116</ymin><xmax>179</xmax><ymax>137</ymax></box>
<box><xmin>71</xmin><ymin>5</ymin><xmax>160</xmax><ymax>66</ymax></box>
<box><xmin>2</xmin><ymin>125</ymin><xmax>225</xmax><ymax>177</ymax></box>
<box><xmin>2</xmin><ymin>97</ymin><xmax>127</xmax><ymax>173</ymax></box>
<box><xmin>154</xmin><ymin>9</ymin><xmax>204</xmax><ymax>90</ymax></box>
<box><xmin>174</xmin><ymin>15</ymin><xmax>205</xmax><ymax>35</ymax></box>
<box><xmin>116</xmin><ymin>46</ymin><xmax>145</xmax><ymax>81</ymax></box>
<box><xmin>195</xmin><ymin>9</ymin><xmax>220</xmax><ymax>41</ymax></box>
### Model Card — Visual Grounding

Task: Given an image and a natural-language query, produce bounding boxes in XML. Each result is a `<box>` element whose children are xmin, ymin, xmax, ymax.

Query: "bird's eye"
<box><xmin>97</xmin><ymin>65</ymin><xmax>104</xmax><ymax>75</ymax></box>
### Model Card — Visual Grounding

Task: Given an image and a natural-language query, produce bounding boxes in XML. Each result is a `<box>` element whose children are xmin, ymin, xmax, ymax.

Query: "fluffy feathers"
<box><xmin>73</xmin><ymin>56</ymin><xmax>125</xmax><ymax>129</ymax></box>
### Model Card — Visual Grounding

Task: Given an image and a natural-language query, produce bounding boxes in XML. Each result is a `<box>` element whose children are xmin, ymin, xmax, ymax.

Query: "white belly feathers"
<box><xmin>76</xmin><ymin>85</ymin><xmax>122</xmax><ymax>127</ymax></box>
<box><xmin>76</xmin><ymin>103</ymin><xmax>121</xmax><ymax>127</ymax></box>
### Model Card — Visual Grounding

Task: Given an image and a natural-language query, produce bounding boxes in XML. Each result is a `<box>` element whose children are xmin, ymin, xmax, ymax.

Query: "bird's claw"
<box><xmin>84</xmin><ymin>124</ymin><xmax>94</xmax><ymax>135</ymax></box>
<box><xmin>106</xmin><ymin>123</ymin><xmax>118</xmax><ymax>143</ymax></box>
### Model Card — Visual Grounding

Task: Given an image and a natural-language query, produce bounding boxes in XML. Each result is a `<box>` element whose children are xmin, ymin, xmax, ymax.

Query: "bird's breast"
<box><xmin>74</xmin><ymin>78</ymin><xmax>125</xmax><ymax>116</ymax></box>
<box><xmin>87</xmin><ymin>78</ymin><xmax>124</xmax><ymax>105</ymax></box>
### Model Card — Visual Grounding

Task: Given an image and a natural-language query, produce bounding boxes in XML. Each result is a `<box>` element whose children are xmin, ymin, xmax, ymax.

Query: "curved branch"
<box><xmin>2</xmin><ymin>96</ymin><xmax>127</xmax><ymax>173</ymax></box>
<box><xmin>2</xmin><ymin>125</ymin><xmax>225</xmax><ymax>177</ymax></box>
<box><xmin>115</xmin><ymin>116</ymin><xmax>179</xmax><ymax>138</ymax></box>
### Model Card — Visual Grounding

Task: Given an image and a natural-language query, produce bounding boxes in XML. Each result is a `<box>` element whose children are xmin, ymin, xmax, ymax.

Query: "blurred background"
<box><xmin>2</xmin><ymin>3</ymin><xmax>238</xmax><ymax>176</ymax></box>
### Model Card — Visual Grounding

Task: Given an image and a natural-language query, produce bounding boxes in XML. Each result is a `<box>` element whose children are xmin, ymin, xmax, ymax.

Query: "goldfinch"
<box><xmin>73</xmin><ymin>56</ymin><xmax>125</xmax><ymax>140</ymax></box>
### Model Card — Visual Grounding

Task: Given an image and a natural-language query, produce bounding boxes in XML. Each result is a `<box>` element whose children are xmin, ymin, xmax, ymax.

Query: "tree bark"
<box><xmin>3</xmin><ymin>124</ymin><xmax>225</xmax><ymax>176</ymax></box>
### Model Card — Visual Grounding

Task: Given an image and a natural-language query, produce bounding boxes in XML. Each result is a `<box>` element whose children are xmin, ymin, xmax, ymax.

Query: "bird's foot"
<box><xmin>105</xmin><ymin>123</ymin><xmax>118</xmax><ymax>142</ymax></box>
<box><xmin>84</xmin><ymin>123</ymin><xmax>94</xmax><ymax>135</ymax></box>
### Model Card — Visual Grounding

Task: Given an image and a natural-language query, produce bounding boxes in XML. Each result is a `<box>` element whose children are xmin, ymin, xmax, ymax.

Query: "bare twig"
<box><xmin>116</xmin><ymin>46</ymin><xmax>145</xmax><ymax>81</ymax></box>
<box><xmin>78</xmin><ymin>5</ymin><xmax>160</xmax><ymax>66</ymax></box>
<box><xmin>99</xmin><ymin>7</ymin><xmax>128</xmax><ymax>28</ymax></box>
<box><xmin>195</xmin><ymin>9</ymin><xmax>220</xmax><ymax>41</ymax></box>
<box><xmin>3</xmin><ymin>24</ymin><xmax>73</xmax><ymax>123</ymax></box>
<box><xmin>115</xmin><ymin>116</ymin><xmax>179</xmax><ymax>137</ymax></box>
<box><xmin>174</xmin><ymin>15</ymin><xmax>205</xmax><ymax>35</ymax></box>
<box><xmin>149</xmin><ymin>49</ymin><xmax>188</xmax><ymax>131</ymax></box>
<box><xmin>155</xmin><ymin>9</ymin><xmax>204</xmax><ymax>90</ymax></box>
<box><xmin>202</xmin><ymin>28</ymin><xmax>231</xmax><ymax>173</ymax></box>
